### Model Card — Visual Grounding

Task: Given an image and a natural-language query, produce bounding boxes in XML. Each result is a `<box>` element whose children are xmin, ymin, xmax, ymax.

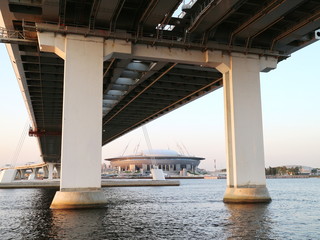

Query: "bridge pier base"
<box><xmin>37</xmin><ymin>33</ymin><xmax>107</xmax><ymax>209</ymax></box>
<box><xmin>216</xmin><ymin>53</ymin><xmax>276</xmax><ymax>203</ymax></box>
<box><xmin>50</xmin><ymin>189</ymin><xmax>107</xmax><ymax>209</ymax></box>
<box><xmin>223</xmin><ymin>186</ymin><xmax>271</xmax><ymax>203</ymax></box>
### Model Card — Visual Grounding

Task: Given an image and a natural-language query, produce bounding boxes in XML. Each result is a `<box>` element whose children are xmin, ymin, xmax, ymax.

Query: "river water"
<box><xmin>0</xmin><ymin>178</ymin><xmax>319</xmax><ymax>240</ymax></box>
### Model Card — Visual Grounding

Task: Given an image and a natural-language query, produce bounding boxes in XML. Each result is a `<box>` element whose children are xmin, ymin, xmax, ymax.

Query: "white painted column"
<box><xmin>43</xmin><ymin>166</ymin><xmax>49</xmax><ymax>178</ymax></box>
<box><xmin>216</xmin><ymin>53</ymin><xmax>277</xmax><ymax>203</ymax></box>
<box><xmin>55</xmin><ymin>165</ymin><xmax>61</xmax><ymax>178</ymax></box>
<box><xmin>28</xmin><ymin>168</ymin><xmax>39</xmax><ymax>180</ymax></box>
<box><xmin>37</xmin><ymin>32</ymin><xmax>107</xmax><ymax>208</ymax></box>
<box><xmin>59</xmin><ymin>34</ymin><xmax>103</xmax><ymax>191</ymax></box>
<box><xmin>47</xmin><ymin>163</ymin><xmax>54</xmax><ymax>180</ymax></box>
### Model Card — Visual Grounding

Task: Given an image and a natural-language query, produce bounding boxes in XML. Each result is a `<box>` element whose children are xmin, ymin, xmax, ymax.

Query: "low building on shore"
<box><xmin>105</xmin><ymin>149</ymin><xmax>204</xmax><ymax>175</ymax></box>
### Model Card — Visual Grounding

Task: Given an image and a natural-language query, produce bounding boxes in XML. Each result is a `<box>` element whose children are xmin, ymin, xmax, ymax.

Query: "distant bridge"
<box><xmin>0</xmin><ymin>162</ymin><xmax>60</xmax><ymax>181</ymax></box>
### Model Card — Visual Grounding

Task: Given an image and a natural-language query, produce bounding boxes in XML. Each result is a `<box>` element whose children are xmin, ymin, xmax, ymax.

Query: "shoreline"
<box><xmin>0</xmin><ymin>179</ymin><xmax>180</xmax><ymax>189</ymax></box>
<box><xmin>266</xmin><ymin>175</ymin><xmax>320</xmax><ymax>179</ymax></box>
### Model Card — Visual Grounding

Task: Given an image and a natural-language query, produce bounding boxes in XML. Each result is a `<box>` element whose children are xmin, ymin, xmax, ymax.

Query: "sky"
<box><xmin>0</xmin><ymin>40</ymin><xmax>319</xmax><ymax>170</ymax></box>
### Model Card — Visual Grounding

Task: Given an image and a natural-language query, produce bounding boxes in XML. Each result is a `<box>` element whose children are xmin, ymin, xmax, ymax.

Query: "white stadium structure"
<box><xmin>105</xmin><ymin>149</ymin><xmax>204</xmax><ymax>174</ymax></box>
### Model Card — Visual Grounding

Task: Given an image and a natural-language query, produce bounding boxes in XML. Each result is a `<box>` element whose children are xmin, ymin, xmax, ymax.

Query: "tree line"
<box><xmin>265</xmin><ymin>166</ymin><xmax>302</xmax><ymax>175</ymax></box>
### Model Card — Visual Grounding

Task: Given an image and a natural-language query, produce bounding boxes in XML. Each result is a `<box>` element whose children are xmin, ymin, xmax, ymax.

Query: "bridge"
<box><xmin>0</xmin><ymin>162</ymin><xmax>60</xmax><ymax>181</ymax></box>
<box><xmin>1</xmin><ymin>0</ymin><xmax>319</xmax><ymax>208</ymax></box>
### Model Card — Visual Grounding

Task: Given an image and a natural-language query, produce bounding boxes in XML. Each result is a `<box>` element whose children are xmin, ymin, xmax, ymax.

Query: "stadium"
<box><xmin>105</xmin><ymin>149</ymin><xmax>204</xmax><ymax>174</ymax></box>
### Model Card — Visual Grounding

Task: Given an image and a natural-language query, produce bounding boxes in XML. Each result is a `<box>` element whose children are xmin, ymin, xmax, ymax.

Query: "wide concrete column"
<box><xmin>38</xmin><ymin>32</ymin><xmax>106</xmax><ymax>208</ymax></box>
<box><xmin>216</xmin><ymin>53</ymin><xmax>277</xmax><ymax>203</ymax></box>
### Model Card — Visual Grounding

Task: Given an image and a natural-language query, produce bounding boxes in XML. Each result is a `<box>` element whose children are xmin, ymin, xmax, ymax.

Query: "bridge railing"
<box><xmin>0</xmin><ymin>27</ymin><xmax>25</xmax><ymax>39</ymax></box>
<box><xmin>0</xmin><ymin>27</ymin><xmax>37</xmax><ymax>44</ymax></box>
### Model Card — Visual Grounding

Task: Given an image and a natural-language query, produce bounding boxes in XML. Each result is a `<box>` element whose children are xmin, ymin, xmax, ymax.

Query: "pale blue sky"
<box><xmin>1</xmin><ymin>41</ymin><xmax>319</xmax><ymax>170</ymax></box>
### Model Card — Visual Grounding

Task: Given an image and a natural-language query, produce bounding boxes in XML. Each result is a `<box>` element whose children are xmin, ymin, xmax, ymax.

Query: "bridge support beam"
<box><xmin>216</xmin><ymin>53</ymin><xmax>277</xmax><ymax>203</ymax></box>
<box><xmin>38</xmin><ymin>32</ymin><xmax>107</xmax><ymax>209</ymax></box>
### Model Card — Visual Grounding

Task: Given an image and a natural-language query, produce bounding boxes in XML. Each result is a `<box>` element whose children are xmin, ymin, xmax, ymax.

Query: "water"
<box><xmin>0</xmin><ymin>179</ymin><xmax>319</xmax><ymax>240</ymax></box>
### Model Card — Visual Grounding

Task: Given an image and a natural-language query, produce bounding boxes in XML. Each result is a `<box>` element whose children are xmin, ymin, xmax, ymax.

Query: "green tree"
<box><xmin>277</xmin><ymin>166</ymin><xmax>287</xmax><ymax>175</ymax></box>
<box><xmin>294</xmin><ymin>166</ymin><xmax>301</xmax><ymax>175</ymax></box>
<box><xmin>311</xmin><ymin>168</ymin><xmax>317</xmax><ymax>174</ymax></box>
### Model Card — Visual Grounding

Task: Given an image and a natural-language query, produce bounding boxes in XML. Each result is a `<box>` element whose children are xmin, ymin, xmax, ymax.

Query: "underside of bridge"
<box><xmin>1</xmin><ymin>0</ymin><xmax>319</xmax><ymax>165</ymax></box>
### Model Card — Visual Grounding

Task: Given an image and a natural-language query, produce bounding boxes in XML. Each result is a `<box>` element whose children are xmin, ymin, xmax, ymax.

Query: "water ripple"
<box><xmin>0</xmin><ymin>179</ymin><xmax>319</xmax><ymax>239</ymax></box>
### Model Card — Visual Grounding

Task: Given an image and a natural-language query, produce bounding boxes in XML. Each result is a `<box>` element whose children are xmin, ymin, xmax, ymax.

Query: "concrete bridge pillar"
<box><xmin>216</xmin><ymin>53</ymin><xmax>277</xmax><ymax>203</ymax></box>
<box><xmin>15</xmin><ymin>169</ymin><xmax>22</xmax><ymax>180</ymax></box>
<box><xmin>37</xmin><ymin>32</ymin><xmax>107</xmax><ymax>209</ymax></box>
<box><xmin>20</xmin><ymin>169</ymin><xmax>27</xmax><ymax>179</ymax></box>
<box><xmin>43</xmin><ymin>163</ymin><xmax>54</xmax><ymax>180</ymax></box>
<box><xmin>47</xmin><ymin>163</ymin><xmax>54</xmax><ymax>180</ymax></box>
<box><xmin>28</xmin><ymin>168</ymin><xmax>39</xmax><ymax>180</ymax></box>
<box><xmin>43</xmin><ymin>165</ymin><xmax>49</xmax><ymax>179</ymax></box>
<box><xmin>55</xmin><ymin>165</ymin><xmax>61</xmax><ymax>178</ymax></box>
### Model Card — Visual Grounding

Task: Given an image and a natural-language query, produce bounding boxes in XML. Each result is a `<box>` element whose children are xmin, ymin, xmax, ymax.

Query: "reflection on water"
<box><xmin>0</xmin><ymin>179</ymin><xmax>319</xmax><ymax>240</ymax></box>
<box><xmin>225</xmin><ymin>203</ymin><xmax>273</xmax><ymax>239</ymax></box>
<box><xmin>50</xmin><ymin>208</ymin><xmax>110</xmax><ymax>239</ymax></box>
<box><xmin>0</xmin><ymin>188</ymin><xmax>56</xmax><ymax>239</ymax></box>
